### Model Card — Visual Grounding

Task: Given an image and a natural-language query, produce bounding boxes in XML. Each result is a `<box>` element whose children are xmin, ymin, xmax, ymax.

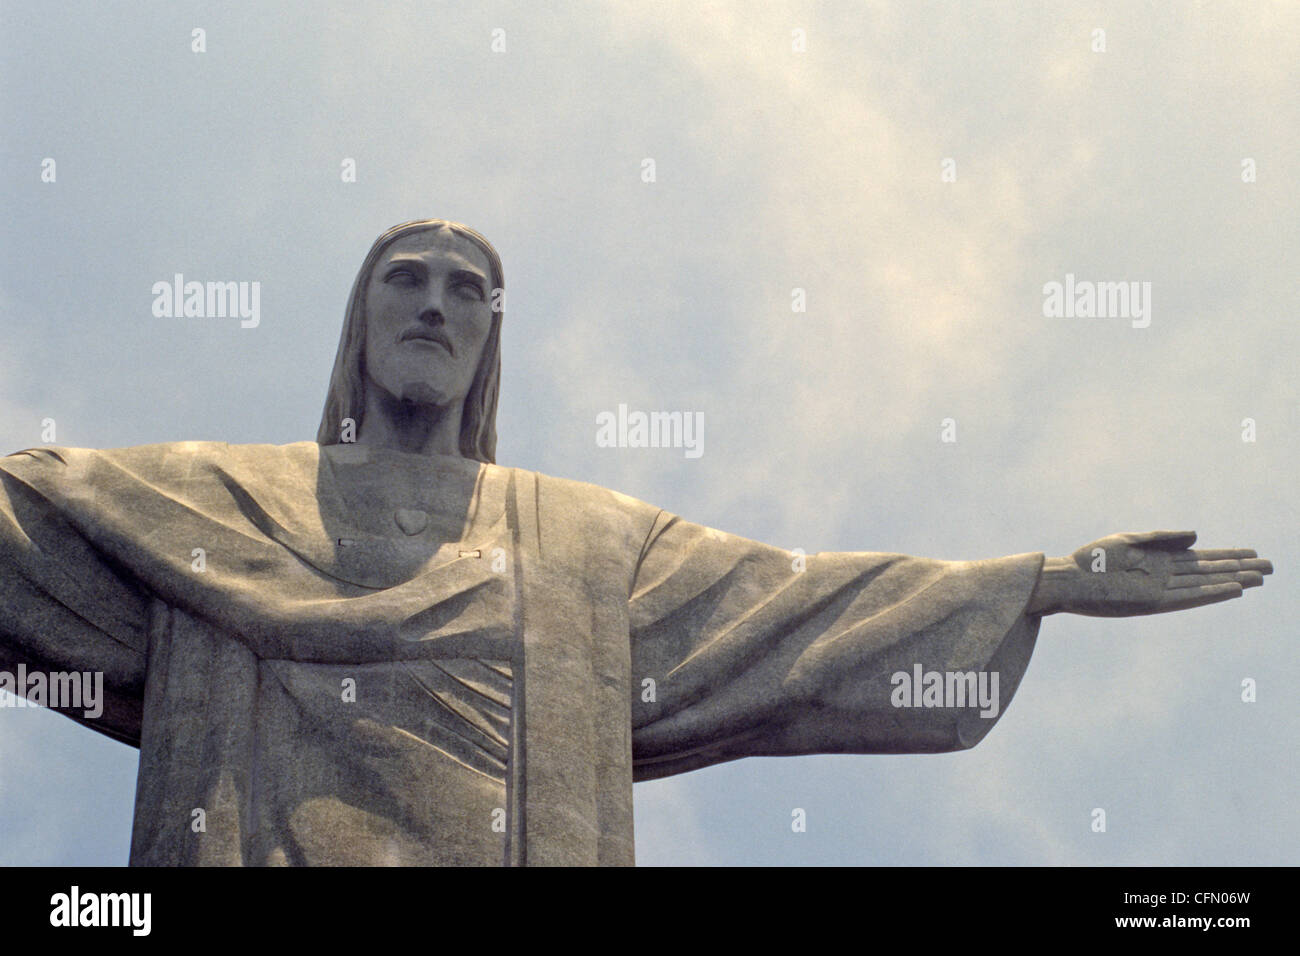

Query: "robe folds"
<box><xmin>0</xmin><ymin>441</ymin><xmax>1045</xmax><ymax>866</ymax></box>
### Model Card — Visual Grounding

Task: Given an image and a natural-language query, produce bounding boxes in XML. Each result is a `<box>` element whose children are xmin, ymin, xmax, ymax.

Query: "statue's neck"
<box><xmin>355</xmin><ymin>387</ymin><xmax>465</xmax><ymax>458</ymax></box>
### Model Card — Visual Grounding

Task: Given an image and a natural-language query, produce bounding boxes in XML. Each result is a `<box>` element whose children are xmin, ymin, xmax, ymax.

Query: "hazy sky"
<box><xmin>1</xmin><ymin>0</ymin><xmax>1295</xmax><ymax>866</ymax></box>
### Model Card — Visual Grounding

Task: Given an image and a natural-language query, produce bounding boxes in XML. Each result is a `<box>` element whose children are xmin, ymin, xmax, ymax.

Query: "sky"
<box><xmin>0</xmin><ymin>0</ymin><xmax>1295</xmax><ymax>866</ymax></box>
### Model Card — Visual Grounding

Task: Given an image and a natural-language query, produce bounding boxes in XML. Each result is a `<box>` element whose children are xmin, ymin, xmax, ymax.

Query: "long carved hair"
<box><xmin>316</xmin><ymin>219</ymin><xmax>504</xmax><ymax>463</ymax></box>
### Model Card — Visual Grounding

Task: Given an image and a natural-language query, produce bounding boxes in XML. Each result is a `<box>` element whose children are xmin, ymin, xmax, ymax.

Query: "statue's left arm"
<box><xmin>628</xmin><ymin>512</ymin><xmax>1046</xmax><ymax>780</ymax></box>
<box><xmin>627</xmin><ymin>516</ymin><xmax>1271</xmax><ymax>781</ymax></box>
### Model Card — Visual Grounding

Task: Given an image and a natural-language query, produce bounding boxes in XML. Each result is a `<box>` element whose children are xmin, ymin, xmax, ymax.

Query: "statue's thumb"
<box><xmin>1129</xmin><ymin>530</ymin><xmax>1197</xmax><ymax>550</ymax></box>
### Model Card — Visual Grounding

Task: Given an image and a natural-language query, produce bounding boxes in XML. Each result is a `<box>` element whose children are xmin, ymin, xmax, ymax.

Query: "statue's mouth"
<box><xmin>400</xmin><ymin>328</ymin><xmax>453</xmax><ymax>355</ymax></box>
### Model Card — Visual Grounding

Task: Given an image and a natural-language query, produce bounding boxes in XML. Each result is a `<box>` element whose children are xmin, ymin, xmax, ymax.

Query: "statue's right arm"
<box><xmin>0</xmin><ymin>452</ymin><xmax>149</xmax><ymax>745</ymax></box>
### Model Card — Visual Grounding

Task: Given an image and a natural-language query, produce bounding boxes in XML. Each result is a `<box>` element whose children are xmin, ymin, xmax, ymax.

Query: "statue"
<box><xmin>0</xmin><ymin>219</ymin><xmax>1272</xmax><ymax>866</ymax></box>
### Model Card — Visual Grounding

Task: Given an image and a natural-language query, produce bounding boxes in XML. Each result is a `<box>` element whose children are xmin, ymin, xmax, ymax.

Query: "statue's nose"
<box><xmin>419</xmin><ymin>298</ymin><xmax>446</xmax><ymax>325</ymax></box>
<box><xmin>412</xmin><ymin>279</ymin><xmax>448</xmax><ymax>321</ymax></box>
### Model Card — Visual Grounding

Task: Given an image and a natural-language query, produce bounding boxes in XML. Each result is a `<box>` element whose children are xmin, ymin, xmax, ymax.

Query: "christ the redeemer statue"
<box><xmin>0</xmin><ymin>219</ymin><xmax>1272</xmax><ymax>866</ymax></box>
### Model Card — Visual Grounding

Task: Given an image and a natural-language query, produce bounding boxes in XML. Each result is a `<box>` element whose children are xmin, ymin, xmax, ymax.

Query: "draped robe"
<box><xmin>0</xmin><ymin>441</ymin><xmax>1045</xmax><ymax>865</ymax></box>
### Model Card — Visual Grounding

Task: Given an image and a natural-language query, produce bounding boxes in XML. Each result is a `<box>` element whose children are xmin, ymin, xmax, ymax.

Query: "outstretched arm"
<box><xmin>1026</xmin><ymin>530</ymin><xmax>1272</xmax><ymax>617</ymax></box>
<box><xmin>628</xmin><ymin>510</ymin><xmax>1048</xmax><ymax>777</ymax></box>
<box><xmin>0</xmin><ymin>449</ymin><xmax>149</xmax><ymax>744</ymax></box>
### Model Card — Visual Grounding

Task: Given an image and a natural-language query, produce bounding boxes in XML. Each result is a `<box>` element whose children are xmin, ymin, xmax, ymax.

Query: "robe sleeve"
<box><xmin>628</xmin><ymin>509</ymin><xmax>1045</xmax><ymax>780</ymax></box>
<box><xmin>0</xmin><ymin>448</ymin><xmax>150</xmax><ymax>745</ymax></box>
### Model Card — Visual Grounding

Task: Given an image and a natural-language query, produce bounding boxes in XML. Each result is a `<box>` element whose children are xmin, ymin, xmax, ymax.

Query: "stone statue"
<box><xmin>0</xmin><ymin>219</ymin><xmax>1272</xmax><ymax>866</ymax></box>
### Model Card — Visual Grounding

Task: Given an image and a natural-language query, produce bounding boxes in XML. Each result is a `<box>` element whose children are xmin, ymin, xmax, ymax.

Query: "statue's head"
<box><xmin>317</xmin><ymin>219</ymin><xmax>504</xmax><ymax>462</ymax></box>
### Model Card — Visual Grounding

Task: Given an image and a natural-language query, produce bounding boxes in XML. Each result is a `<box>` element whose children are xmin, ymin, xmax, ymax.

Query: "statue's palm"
<box><xmin>1067</xmin><ymin>531</ymin><xmax>1271</xmax><ymax>617</ymax></box>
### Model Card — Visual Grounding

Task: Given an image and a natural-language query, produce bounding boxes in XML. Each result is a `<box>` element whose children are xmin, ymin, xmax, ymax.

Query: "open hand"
<box><xmin>1032</xmin><ymin>531</ymin><xmax>1272</xmax><ymax>617</ymax></box>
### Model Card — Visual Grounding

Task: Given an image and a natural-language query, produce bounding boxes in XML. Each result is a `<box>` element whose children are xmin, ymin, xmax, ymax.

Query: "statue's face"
<box><xmin>362</xmin><ymin>228</ymin><xmax>495</xmax><ymax>410</ymax></box>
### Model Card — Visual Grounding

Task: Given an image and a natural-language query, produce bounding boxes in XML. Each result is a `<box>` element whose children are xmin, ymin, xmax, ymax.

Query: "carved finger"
<box><xmin>1172</xmin><ymin>548</ymin><xmax>1257</xmax><ymax>562</ymax></box>
<box><xmin>1155</xmin><ymin>582</ymin><xmax>1243</xmax><ymax>612</ymax></box>
<box><xmin>1169</xmin><ymin>571</ymin><xmax>1264</xmax><ymax>590</ymax></box>
<box><xmin>1171</xmin><ymin>558</ymin><xmax>1272</xmax><ymax>575</ymax></box>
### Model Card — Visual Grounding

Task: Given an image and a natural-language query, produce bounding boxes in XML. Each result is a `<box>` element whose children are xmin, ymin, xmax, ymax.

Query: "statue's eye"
<box><xmin>385</xmin><ymin>269</ymin><xmax>417</xmax><ymax>285</ymax></box>
<box><xmin>455</xmin><ymin>281</ymin><xmax>485</xmax><ymax>301</ymax></box>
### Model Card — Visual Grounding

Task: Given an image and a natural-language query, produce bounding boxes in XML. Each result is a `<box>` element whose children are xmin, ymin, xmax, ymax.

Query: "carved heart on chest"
<box><xmin>393</xmin><ymin>508</ymin><xmax>429</xmax><ymax>536</ymax></box>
